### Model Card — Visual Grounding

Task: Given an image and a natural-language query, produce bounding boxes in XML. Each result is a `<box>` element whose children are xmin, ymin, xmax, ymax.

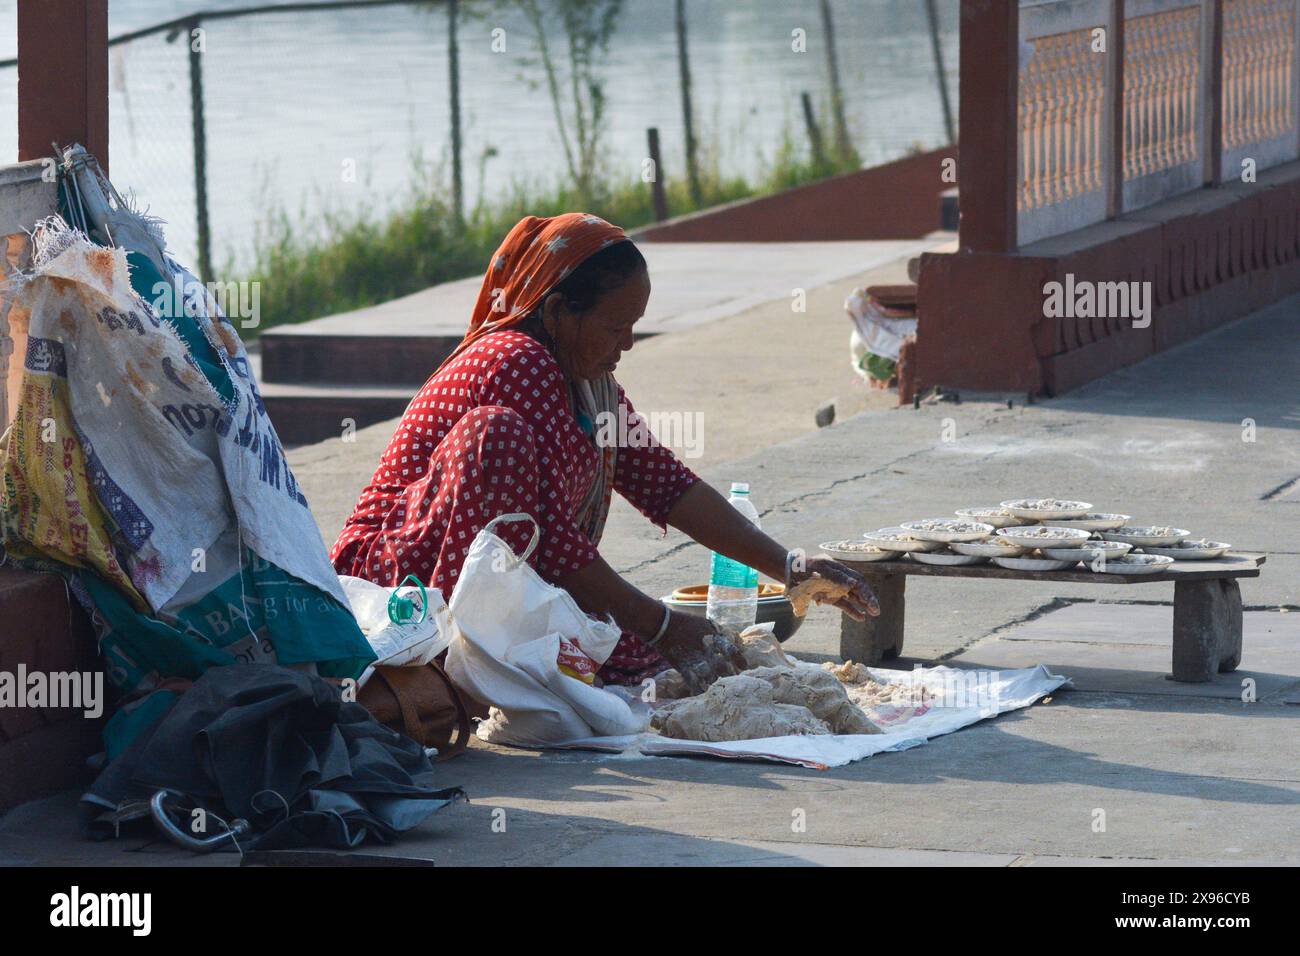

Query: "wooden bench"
<box><xmin>838</xmin><ymin>554</ymin><xmax>1265</xmax><ymax>683</ymax></box>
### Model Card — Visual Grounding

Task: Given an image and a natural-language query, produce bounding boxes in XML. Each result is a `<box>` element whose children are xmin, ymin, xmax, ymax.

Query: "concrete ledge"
<box><xmin>0</xmin><ymin>719</ymin><xmax>100</xmax><ymax>814</ymax></box>
<box><xmin>261</xmin><ymin>390</ymin><xmax>415</xmax><ymax>448</ymax></box>
<box><xmin>0</xmin><ymin>160</ymin><xmax>58</xmax><ymax>237</ymax></box>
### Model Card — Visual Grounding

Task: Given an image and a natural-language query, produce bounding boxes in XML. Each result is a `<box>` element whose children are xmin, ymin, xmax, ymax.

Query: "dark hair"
<box><xmin>524</xmin><ymin>238</ymin><xmax>646</xmax><ymax>325</ymax></box>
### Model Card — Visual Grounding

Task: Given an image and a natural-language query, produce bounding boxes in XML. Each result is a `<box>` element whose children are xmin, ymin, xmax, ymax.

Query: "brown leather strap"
<box><xmin>376</xmin><ymin>667</ymin><xmax>426</xmax><ymax>743</ymax></box>
<box><xmin>370</xmin><ymin>663</ymin><xmax>472</xmax><ymax>760</ymax></box>
<box><xmin>426</xmin><ymin>661</ymin><xmax>472</xmax><ymax>760</ymax></box>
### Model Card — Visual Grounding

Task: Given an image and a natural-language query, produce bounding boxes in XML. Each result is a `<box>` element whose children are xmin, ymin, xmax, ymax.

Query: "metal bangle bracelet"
<box><xmin>784</xmin><ymin>549</ymin><xmax>798</xmax><ymax>588</ymax></box>
<box><xmin>646</xmin><ymin>603</ymin><xmax>673</xmax><ymax>647</ymax></box>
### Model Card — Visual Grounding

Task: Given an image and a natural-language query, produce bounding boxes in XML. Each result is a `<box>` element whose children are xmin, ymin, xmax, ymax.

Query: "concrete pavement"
<box><xmin>3</xmin><ymin>264</ymin><xmax>1297</xmax><ymax>867</ymax></box>
<box><xmin>293</xmin><ymin>280</ymin><xmax>1300</xmax><ymax>865</ymax></box>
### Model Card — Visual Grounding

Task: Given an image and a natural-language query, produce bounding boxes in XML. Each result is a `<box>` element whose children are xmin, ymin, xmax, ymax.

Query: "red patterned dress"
<box><xmin>330</xmin><ymin>329</ymin><xmax>699</xmax><ymax>683</ymax></box>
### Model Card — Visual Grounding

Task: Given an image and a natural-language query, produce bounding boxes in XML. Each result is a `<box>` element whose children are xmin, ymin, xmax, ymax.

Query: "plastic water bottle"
<box><xmin>706</xmin><ymin>482</ymin><xmax>761</xmax><ymax>629</ymax></box>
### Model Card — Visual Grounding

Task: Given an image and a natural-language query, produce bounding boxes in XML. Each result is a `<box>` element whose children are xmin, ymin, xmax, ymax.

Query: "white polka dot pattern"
<box><xmin>330</xmin><ymin>331</ymin><xmax>699</xmax><ymax>606</ymax></box>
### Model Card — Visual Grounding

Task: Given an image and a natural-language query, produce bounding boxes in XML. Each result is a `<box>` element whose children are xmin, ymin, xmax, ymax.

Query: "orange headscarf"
<box><xmin>442</xmin><ymin>212</ymin><xmax>631</xmax><ymax>545</ymax></box>
<box><xmin>439</xmin><ymin>212</ymin><xmax>629</xmax><ymax>373</ymax></box>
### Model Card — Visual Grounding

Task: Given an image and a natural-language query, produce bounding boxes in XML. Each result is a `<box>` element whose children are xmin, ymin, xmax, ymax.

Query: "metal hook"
<box><xmin>149</xmin><ymin>789</ymin><xmax>251</xmax><ymax>853</ymax></box>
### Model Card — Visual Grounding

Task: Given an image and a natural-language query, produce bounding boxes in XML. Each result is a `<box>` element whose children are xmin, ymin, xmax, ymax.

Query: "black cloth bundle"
<box><xmin>82</xmin><ymin>664</ymin><xmax>465</xmax><ymax>851</ymax></box>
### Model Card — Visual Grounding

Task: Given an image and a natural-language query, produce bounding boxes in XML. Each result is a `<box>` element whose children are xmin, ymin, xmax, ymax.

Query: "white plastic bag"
<box><xmin>845</xmin><ymin>287</ymin><xmax>917</xmax><ymax>364</ymax></box>
<box><xmin>443</xmin><ymin>513</ymin><xmax>646</xmax><ymax>746</ymax></box>
<box><xmin>340</xmin><ymin>575</ymin><xmax>451</xmax><ymax>686</ymax></box>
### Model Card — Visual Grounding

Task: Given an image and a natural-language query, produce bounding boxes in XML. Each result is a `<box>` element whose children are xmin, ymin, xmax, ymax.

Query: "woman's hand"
<box><xmin>789</xmin><ymin>556</ymin><xmax>881</xmax><ymax>620</ymax></box>
<box><xmin>655</xmin><ymin>612</ymin><xmax>749</xmax><ymax>695</ymax></box>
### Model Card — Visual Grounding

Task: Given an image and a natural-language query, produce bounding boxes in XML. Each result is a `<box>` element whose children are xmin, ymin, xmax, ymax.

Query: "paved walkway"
<box><xmin>4</xmin><ymin>267</ymin><xmax>1297</xmax><ymax>867</ymax></box>
<box><xmin>260</xmin><ymin>239</ymin><xmax>937</xmax><ymax>338</ymax></box>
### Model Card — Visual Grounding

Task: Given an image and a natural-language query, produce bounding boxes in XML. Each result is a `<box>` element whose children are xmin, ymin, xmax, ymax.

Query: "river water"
<box><xmin>0</xmin><ymin>0</ymin><xmax>957</xmax><ymax>268</ymax></box>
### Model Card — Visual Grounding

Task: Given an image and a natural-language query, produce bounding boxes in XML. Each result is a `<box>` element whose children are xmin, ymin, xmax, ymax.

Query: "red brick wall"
<box><xmin>916</xmin><ymin>162</ymin><xmax>1300</xmax><ymax>395</ymax></box>
<box><xmin>635</xmin><ymin>147</ymin><xmax>957</xmax><ymax>243</ymax></box>
<box><xmin>0</xmin><ymin>567</ymin><xmax>103</xmax><ymax>812</ymax></box>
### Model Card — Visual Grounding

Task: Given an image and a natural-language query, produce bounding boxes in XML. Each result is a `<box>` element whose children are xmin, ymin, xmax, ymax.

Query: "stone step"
<box><xmin>256</xmin><ymin>327</ymin><xmax>654</xmax><ymax>387</ymax></box>
<box><xmin>259</xmin><ymin>378</ymin><xmax>415</xmax><ymax>448</ymax></box>
<box><xmin>258</xmin><ymin>332</ymin><xmax>461</xmax><ymax>387</ymax></box>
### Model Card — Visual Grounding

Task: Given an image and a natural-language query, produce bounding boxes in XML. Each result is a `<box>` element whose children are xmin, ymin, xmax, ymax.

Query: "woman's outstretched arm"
<box><xmin>608</xmin><ymin>390</ymin><xmax>877</xmax><ymax>619</ymax></box>
<box><xmin>666</xmin><ymin>482</ymin><xmax>880</xmax><ymax>619</ymax></box>
<box><xmin>664</xmin><ymin>482</ymin><xmax>789</xmax><ymax>582</ymax></box>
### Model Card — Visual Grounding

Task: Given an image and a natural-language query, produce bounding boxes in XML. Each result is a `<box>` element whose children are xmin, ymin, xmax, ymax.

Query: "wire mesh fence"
<box><xmin>0</xmin><ymin>0</ymin><xmax>958</xmax><ymax>274</ymax></box>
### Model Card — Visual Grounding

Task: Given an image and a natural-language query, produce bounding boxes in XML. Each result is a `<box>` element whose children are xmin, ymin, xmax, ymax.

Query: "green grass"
<box><xmin>233</xmin><ymin>132</ymin><xmax>860</xmax><ymax>337</ymax></box>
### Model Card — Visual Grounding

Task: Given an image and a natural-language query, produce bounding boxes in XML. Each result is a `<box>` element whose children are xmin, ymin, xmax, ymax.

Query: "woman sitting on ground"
<box><xmin>331</xmin><ymin>213</ymin><xmax>878</xmax><ymax>691</ymax></box>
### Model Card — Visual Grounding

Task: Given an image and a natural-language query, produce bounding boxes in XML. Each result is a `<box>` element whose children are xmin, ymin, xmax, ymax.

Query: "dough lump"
<box><xmin>787</xmin><ymin>574</ymin><xmax>855</xmax><ymax>616</ymax></box>
<box><xmin>732</xmin><ymin>625</ymin><xmax>793</xmax><ymax>668</ymax></box>
<box><xmin>639</xmin><ymin>626</ymin><xmax>791</xmax><ymax>703</ymax></box>
<box><xmin>823</xmin><ymin>660</ymin><xmax>873</xmax><ymax>684</ymax></box>
<box><xmin>652</xmin><ymin>674</ymin><xmax>831</xmax><ymax>741</ymax></box>
<box><xmin>747</xmin><ymin>666</ymin><xmax>881</xmax><ymax>735</ymax></box>
<box><xmin>823</xmin><ymin>660</ymin><xmax>932</xmax><ymax>711</ymax></box>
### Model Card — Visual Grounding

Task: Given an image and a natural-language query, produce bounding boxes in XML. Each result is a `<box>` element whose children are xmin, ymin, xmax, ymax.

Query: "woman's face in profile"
<box><xmin>545</xmin><ymin>267</ymin><xmax>650</xmax><ymax>380</ymax></box>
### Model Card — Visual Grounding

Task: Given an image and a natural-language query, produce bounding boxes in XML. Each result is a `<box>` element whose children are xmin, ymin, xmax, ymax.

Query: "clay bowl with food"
<box><xmin>911</xmin><ymin>548</ymin><xmax>988</xmax><ymax>566</ymax></box>
<box><xmin>954</xmin><ymin>507</ymin><xmax>1031</xmax><ymax>529</ymax></box>
<box><xmin>1140</xmin><ymin>539</ymin><xmax>1231</xmax><ymax>560</ymax></box>
<box><xmin>1040</xmin><ymin>540</ymin><xmax>1132</xmax><ymax>562</ymax></box>
<box><xmin>899</xmin><ymin>518</ymin><xmax>995</xmax><ymax>543</ymax></box>
<box><xmin>999</xmin><ymin>498</ymin><xmax>1093</xmax><ymax>521</ymax></box>
<box><xmin>1090</xmin><ymin>554</ymin><xmax>1176</xmax><ymax>576</ymax></box>
<box><xmin>861</xmin><ymin>527</ymin><xmax>944</xmax><ymax>553</ymax></box>
<box><xmin>663</xmin><ymin>583</ymin><xmax>803</xmax><ymax>642</ymax></box>
<box><xmin>1038</xmin><ymin>512</ymin><xmax>1130</xmax><ymax>532</ymax></box>
<box><xmin>1099</xmin><ymin>526</ymin><xmax>1190</xmax><ymax>548</ymax></box>
<box><xmin>819</xmin><ymin>540</ymin><xmax>900</xmax><ymax>562</ymax></box>
<box><xmin>949</xmin><ymin>538</ymin><xmax>1031</xmax><ymax>558</ymax></box>
<box><xmin>995</xmin><ymin>525</ymin><xmax>1093</xmax><ymax>549</ymax></box>
<box><xmin>991</xmin><ymin>552</ymin><xmax>1080</xmax><ymax>572</ymax></box>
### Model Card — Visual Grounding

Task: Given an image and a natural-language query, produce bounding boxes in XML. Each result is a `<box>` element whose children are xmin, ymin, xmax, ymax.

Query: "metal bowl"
<box><xmin>660</xmin><ymin>590</ymin><xmax>804</xmax><ymax>643</ymax></box>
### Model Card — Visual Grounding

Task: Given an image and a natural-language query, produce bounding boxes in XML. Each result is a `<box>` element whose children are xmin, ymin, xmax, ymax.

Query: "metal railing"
<box><xmin>1122</xmin><ymin>0</ymin><xmax>1205</xmax><ymax>209</ymax></box>
<box><xmin>1015</xmin><ymin>0</ymin><xmax>1300</xmax><ymax>247</ymax></box>
<box><xmin>1221</xmin><ymin>0</ymin><xmax>1299</xmax><ymax>178</ymax></box>
<box><xmin>1018</xmin><ymin>0</ymin><xmax>1113</xmax><ymax>245</ymax></box>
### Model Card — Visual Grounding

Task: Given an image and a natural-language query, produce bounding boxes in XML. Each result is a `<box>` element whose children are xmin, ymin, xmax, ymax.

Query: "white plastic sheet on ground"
<box><xmin>441</xmin><ymin>511</ymin><xmax>1069</xmax><ymax>769</ymax></box>
<box><xmin>534</xmin><ymin>663</ymin><xmax>1070</xmax><ymax>770</ymax></box>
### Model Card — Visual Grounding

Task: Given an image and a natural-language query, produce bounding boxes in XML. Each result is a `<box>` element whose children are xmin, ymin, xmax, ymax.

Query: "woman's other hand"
<box><xmin>789</xmin><ymin>555</ymin><xmax>881</xmax><ymax>620</ymax></box>
<box><xmin>655</xmin><ymin>613</ymin><xmax>748</xmax><ymax>694</ymax></box>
